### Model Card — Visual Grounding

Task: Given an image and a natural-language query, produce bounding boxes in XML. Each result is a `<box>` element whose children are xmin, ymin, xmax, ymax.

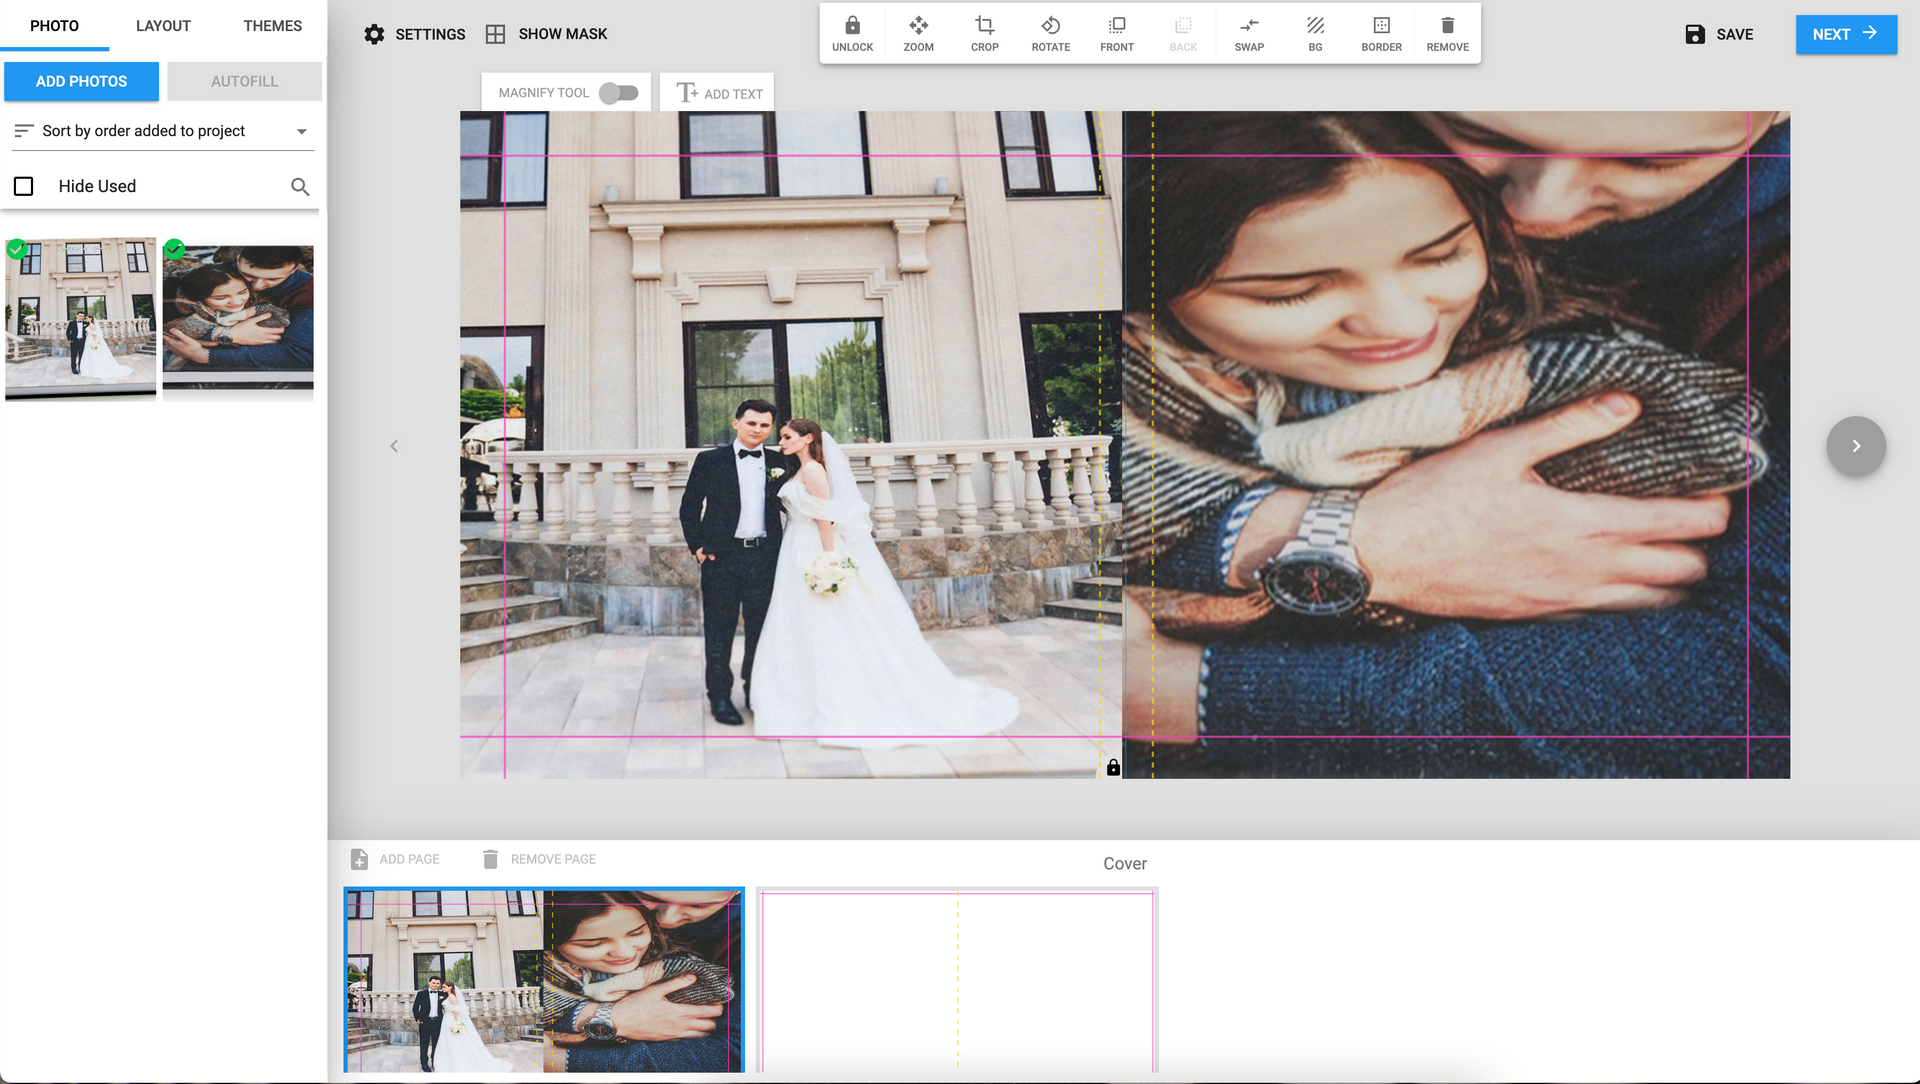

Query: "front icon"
<box><xmin>1685</xmin><ymin>23</ymin><xmax>1706</xmax><ymax>43</ymax></box>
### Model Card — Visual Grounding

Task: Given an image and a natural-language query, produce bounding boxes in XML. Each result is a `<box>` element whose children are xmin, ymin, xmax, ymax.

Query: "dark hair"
<box><xmin>546</xmin><ymin>891</ymin><xmax>673</xmax><ymax>969</ymax></box>
<box><xmin>236</xmin><ymin>246</ymin><xmax>304</xmax><ymax>272</ymax></box>
<box><xmin>427</xmin><ymin>976</ymin><xmax>442</xmax><ymax>983</ymax></box>
<box><xmin>1124</xmin><ymin>112</ymin><xmax>1611</xmax><ymax>360</ymax></box>
<box><xmin>735</xmin><ymin>398</ymin><xmax>777</xmax><ymax>421</ymax></box>
<box><xmin>174</xmin><ymin>263</ymin><xmax>250</xmax><ymax>305</ymax></box>
<box><xmin>782</xmin><ymin>418</ymin><xmax>825</xmax><ymax>462</ymax></box>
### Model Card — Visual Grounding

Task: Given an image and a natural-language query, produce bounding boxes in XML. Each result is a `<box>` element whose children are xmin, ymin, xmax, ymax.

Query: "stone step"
<box><xmin>459</xmin><ymin>573</ymin><xmax>532</xmax><ymax>603</ymax></box>
<box><xmin>460</xmin><ymin>553</ymin><xmax>502</xmax><ymax>572</ymax></box>
<box><xmin>459</xmin><ymin>594</ymin><xmax>563</xmax><ymax>632</ymax></box>
<box><xmin>460</xmin><ymin>615</ymin><xmax>599</xmax><ymax>662</ymax></box>
<box><xmin>1042</xmin><ymin>597</ymin><xmax>1123</xmax><ymax>625</ymax></box>
<box><xmin>346</xmin><ymin>1037</ymin><xmax>387</xmax><ymax>1053</ymax></box>
<box><xmin>1098</xmin><ymin>556</ymin><xmax>1124</xmax><ymax>578</ymax></box>
<box><xmin>1073</xmin><ymin>575</ymin><xmax>1123</xmax><ymax>602</ymax></box>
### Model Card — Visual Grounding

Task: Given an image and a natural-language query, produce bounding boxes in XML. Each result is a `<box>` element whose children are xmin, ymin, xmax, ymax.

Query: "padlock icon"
<box><xmin>845</xmin><ymin>15</ymin><xmax>861</xmax><ymax>34</ymax></box>
<box><xmin>1105</xmin><ymin>758</ymin><xmax>1120</xmax><ymax>777</ymax></box>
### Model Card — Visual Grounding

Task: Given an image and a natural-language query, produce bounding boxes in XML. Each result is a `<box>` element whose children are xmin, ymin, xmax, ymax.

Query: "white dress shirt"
<box><xmin>427</xmin><ymin>990</ymin><xmax>439</xmax><ymax>1016</ymax></box>
<box><xmin>732</xmin><ymin>439</ymin><xmax>768</xmax><ymax>539</ymax></box>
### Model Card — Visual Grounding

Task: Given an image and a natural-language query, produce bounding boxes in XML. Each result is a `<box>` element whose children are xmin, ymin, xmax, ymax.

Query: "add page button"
<box><xmin>3</xmin><ymin>62</ymin><xmax>160</xmax><ymax>101</ymax></box>
<box><xmin>1796</xmin><ymin>15</ymin><xmax>1898</xmax><ymax>54</ymax></box>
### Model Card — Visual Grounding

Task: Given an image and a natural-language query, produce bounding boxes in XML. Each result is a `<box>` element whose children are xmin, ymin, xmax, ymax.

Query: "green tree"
<box><xmin>507</xmin><ymin>373</ymin><xmax>526</xmax><ymax>395</ymax></box>
<box><xmin>460</xmin><ymin>388</ymin><xmax>524</xmax><ymax>422</ymax></box>
<box><xmin>790</xmin><ymin>323</ymin><xmax>884</xmax><ymax>442</ymax></box>
<box><xmin>1029</xmin><ymin>319</ymin><xmax>1118</xmax><ymax>438</ymax></box>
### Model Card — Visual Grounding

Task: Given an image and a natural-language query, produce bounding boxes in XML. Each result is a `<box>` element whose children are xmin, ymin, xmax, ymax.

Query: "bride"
<box><xmin>76</xmin><ymin>315</ymin><xmax>132</xmax><ymax>380</ymax></box>
<box><xmin>432</xmin><ymin>983</ymin><xmax>515</xmax><ymax>1072</ymax></box>
<box><xmin>749</xmin><ymin>419</ymin><xmax>1019</xmax><ymax>748</ymax></box>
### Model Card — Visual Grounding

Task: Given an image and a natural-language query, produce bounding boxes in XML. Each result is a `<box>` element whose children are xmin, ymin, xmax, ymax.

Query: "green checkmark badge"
<box><xmin>163</xmin><ymin>238</ymin><xmax>186</xmax><ymax>259</ymax></box>
<box><xmin>5</xmin><ymin>239</ymin><xmax>25</xmax><ymax>261</ymax></box>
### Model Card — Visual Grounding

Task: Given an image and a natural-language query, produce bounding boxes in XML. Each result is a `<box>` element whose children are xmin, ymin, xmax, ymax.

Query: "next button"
<box><xmin>3</xmin><ymin>62</ymin><xmax>160</xmax><ymax>101</ymax></box>
<box><xmin>1796</xmin><ymin>14</ymin><xmax>1898</xmax><ymax>54</ymax></box>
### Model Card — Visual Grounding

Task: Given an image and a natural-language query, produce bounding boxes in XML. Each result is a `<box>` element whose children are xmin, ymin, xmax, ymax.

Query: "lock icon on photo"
<box><xmin>845</xmin><ymin>15</ymin><xmax>861</xmax><ymax>34</ymax></box>
<box><xmin>1106</xmin><ymin>758</ymin><xmax>1120</xmax><ymax>777</ymax></box>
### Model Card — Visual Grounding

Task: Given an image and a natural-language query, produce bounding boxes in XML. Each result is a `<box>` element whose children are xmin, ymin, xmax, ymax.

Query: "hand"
<box><xmin>1349</xmin><ymin>393</ymin><xmax>1730</xmax><ymax>620</ymax></box>
<box><xmin>224</xmin><ymin>310</ymin><xmax>286</xmax><ymax>346</ymax></box>
<box><xmin>608</xmin><ymin>973</ymin><xmax>722</xmax><ymax>1041</ymax></box>
<box><xmin>162</xmin><ymin>328</ymin><xmax>212</xmax><ymax>365</ymax></box>
<box><xmin>695</xmin><ymin>547</ymin><xmax>714</xmax><ymax>564</ymax></box>
<box><xmin>1120</xmin><ymin>591</ymin><xmax>1202</xmax><ymax>745</ymax></box>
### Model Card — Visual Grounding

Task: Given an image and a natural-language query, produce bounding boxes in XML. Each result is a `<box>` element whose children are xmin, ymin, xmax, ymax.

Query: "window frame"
<box><xmin>15</xmin><ymin>296</ymin><xmax>37</xmax><ymax>336</ymax></box>
<box><xmin>996</xmin><ymin>111</ymin><xmax>1105</xmax><ymax>198</ymax></box>
<box><xmin>682</xmin><ymin>317</ymin><xmax>890</xmax><ymax>447</ymax></box>
<box><xmin>127</xmin><ymin>242</ymin><xmax>148</xmax><ymax>273</ymax></box>
<box><xmin>66</xmin><ymin>242</ymin><xmax>104</xmax><ymax>273</ymax></box>
<box><xmin>459</xmin><ymin>325</ymin><xmax>545</xmax><ymax>452</ymax></box>
<box><xmin>16</xmin><ymin>243</ymin><xmax>40</xmax><ymax>275</ymax></box>
<box><xmin>346</xmin><ymin>890</ymin><xmax>372</xmax><ymax>920</ymax></box>
<box><xmin>460</xmin><ymin>111</ymin><xmax>550</xmax><ymax>209</ymax></box>
<box><xmin>411</xmin><ymin>890</ymin><xmax>441</xmax><ymax>917</ymax></box>
<box><xmin>505</xmin><ymin>890</ymin><xmax>539</xmax><ymax>916</ymax></box>
<box><xmin>679</xmin><ymin>111</ymin><xmax>873</xmax><ymax>200</ymax></box>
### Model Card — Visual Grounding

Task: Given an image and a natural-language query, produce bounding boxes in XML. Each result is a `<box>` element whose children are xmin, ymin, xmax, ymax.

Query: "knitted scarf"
<box><xmin>1120</xmin><ymin>315</ymin><xmax>1767</xmax><ymax>635</ymax></box>
<box><xmin>542</xmin><ymin>950</ymin><xmax>733</xmax><ymax>1042</ymax></box>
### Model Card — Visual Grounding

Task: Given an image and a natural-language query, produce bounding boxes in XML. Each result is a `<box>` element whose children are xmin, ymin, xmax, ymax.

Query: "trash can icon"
<box><xmin>483</xmin><ymin>849</ymin><xmax>498</xmax><ymax>869</ymax></box>
<box><xmin>1441</xmin><ymin>17</ymin><xmax>1455</xmax><ymax>33</ymax></box>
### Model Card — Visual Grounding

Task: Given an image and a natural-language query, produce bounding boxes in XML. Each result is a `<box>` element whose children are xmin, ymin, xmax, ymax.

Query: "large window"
<box><xmin>65</xmin><ymin>242</ymin><xmax>104</xmax><ymax>273</ymax></box>
<box><xmin>15</xmin><ymin>297</ymin><xmax>37</xmax><ymax>335</ymax></box>
<box><xmin>66</xmin><ymin>295</ymin><xmax>106</xmax><ymax>320</ymax></box>
<box><xmin>459</xmin><ymin>326</ymin><xmax>544</xmax><ymax>451</ymax></box>
<box><xmin>681</xmin><ymin>112</ymin><xmax>870</xmax><ymax>198</ymax></box>
<box><xmin>685</xmin><ymin>319</ymin><xmax>888</xmax><ymax>447</ymax></box>
<box><xmin>505</xmin><ymin>891</ymin><xmax>539</xmax><ymax>916</ymax></box>
<box><xmin>514</xmin><ymin>951</ymin><xmax>541</xmax><ymax>988</ymax></box>
<box><xmin>1021</xmin><ymin>312</ymin><xmax>1122</xmax><ymax>500</ymax></box>
<box><xmin>460</xmin><ymin>111</ymin><xmax>549</xmax><ymax>207</ymax></box>
<box><xmin>413</xmin><ymin>952</ymin><xmax>475</xmax><ymax>990</ymax></box>
<box><xmin>346</xmin><ymin>890</ymin><xmax>372</xmax><ymax>920</ymax></box>
<box><xmin>15</xmin><ymin>243</ymin><xmax>40</xmax><ymax>275</ymax></box>
<box><xmin>132</xmin><ymin>294</ymin><xmax>153</xmax><ymax>323</ymax></box>
<box><xmin>126</xmin><ymin>242</ymin><xmax>148</xmax><ymax>272</ymax></box>
<box><xmin>411</xmin><ymin>890</ymin><xmax>469</xmax><ymax>917</ymax></box>
<box><xmin>347</xmin><ymin>954</ymin><xmax>372</xmax><ymax>989</ymax></box>
<box><xmin>996</xmin><ymin>111</ymin><xmax>1104</xmax><ymax>197</ymax></box>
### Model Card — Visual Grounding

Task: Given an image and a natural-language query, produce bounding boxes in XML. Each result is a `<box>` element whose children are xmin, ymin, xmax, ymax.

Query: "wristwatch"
<box><xmin>1254</xmin><ymin>488</ymin><xmax>1371</xmax><ymax>616</ymax></box>
<box><xmin>214</xmin><ymin>329</ymin><xmax>235</xmax><ymax>346</ymax></box>
<box><xmin>583</xmin><ymin>1002</ymin><xmax>620</xmax><ymax>1041</ymax></box>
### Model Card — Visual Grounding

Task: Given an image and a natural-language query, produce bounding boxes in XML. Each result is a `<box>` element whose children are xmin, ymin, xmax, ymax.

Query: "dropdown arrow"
<box><xmin>297</xmin><ymin>128</ymin><xmax>307</xmax><ymax>134</ymax></box>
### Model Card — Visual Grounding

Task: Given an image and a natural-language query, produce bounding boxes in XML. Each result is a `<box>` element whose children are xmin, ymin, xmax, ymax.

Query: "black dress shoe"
<box><xmin>743</xmin><ymin>683</ymin><xmax>752</xmax><ymax>711</ymax></box>
<box><xmin>710</xmin><ymin>695</ymin><xmax>745</xmax><ymax>726</ymax></box>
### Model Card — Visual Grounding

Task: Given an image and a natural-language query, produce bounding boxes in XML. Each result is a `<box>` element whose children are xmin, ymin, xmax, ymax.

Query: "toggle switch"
<box><xmin>599</xmin><ymin>82</ymin><xmax>640</xmax><ymax>105</ymax></box>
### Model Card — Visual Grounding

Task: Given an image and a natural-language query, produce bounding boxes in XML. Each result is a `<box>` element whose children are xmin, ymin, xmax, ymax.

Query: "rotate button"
<box><xmin>1795</xmin><ymin>15</ymin><xmax>1898</xmax><ymax>54</ymax></box>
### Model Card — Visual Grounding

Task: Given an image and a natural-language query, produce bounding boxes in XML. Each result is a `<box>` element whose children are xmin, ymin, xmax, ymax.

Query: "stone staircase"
<box><xmin>345</xmin><ymin>1021</ymin><xmax>386</xmax><ymax>1055</ymax></box>
<box><xmin>459</xmin><ymin>552</ymin><xmax>598</xmax><ymax>661</ymax></box>
<box><xmin>1043</xmin><ymin>556</ymin><xmax>1124</xmax><ymax>625</ymax></box>
<box><xmin>5</xmin><ymin>336</ymin><xmax>49</xmax><ymax>363</ymax></box>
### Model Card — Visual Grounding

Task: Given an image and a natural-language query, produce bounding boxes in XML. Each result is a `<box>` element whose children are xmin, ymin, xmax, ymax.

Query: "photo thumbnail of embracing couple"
<box><xmin>344</xmin><ymin>888</ymin><xmax>743</xmax><ymax>1075</ymax></box>
<box><xmin>159</xmin><ymin>243</ymin><xmax>316</xmax><ymax>389</ymax></box>
<box><xmin>1119</xmin><ymin>110</ymin><xmax>1789</xmax><ymax>778</ymax></box>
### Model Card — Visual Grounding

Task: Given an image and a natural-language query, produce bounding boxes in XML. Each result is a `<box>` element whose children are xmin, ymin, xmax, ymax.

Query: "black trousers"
<box><xmin>417</xmin><ymin>1014</ymin><xmax>441</xmax><ymax>1069</ymax></box>
<box><xmin>700</xmin><ymin>540</ymin><xmax>778</xmax><ymax>699</ymax></box>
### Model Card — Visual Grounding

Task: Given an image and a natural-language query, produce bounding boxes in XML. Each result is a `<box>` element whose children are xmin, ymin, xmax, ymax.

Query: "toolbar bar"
<box><xmin>820</xmin><ymin>4</ymin><xmax>1480</xmax><ymax>63</ymax></box>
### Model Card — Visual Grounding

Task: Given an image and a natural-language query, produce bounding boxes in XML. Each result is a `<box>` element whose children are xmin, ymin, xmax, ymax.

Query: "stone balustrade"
<box><xmin>26</xmin><ymin>318</ymin><xmax>153</xmax><ymax>340</ymax></box>
<box><xmin>488</xmin><ymin>436</ymin><xmax>1115</xmax><ymax>545</ymax></box>
<box><xmin>352</xmin><ymin>986</ymin><xmax>541</xmax><ymax>1021</ymax></box>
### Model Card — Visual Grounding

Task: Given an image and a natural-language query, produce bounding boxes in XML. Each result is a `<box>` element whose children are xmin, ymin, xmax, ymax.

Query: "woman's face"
<box><xmin>201</xmin><ymin>277</ymin><xmax>251</xmax><ymax>313</ymax></box>
<box><xmin>777</xmin><ymin>428</ymin><xmax>811</xmax><ymax>457</ymax></box>
<box><xmin>1169</xmin><ymin>160</ymin><xmax>1488</xmax><ymax>393</ymax></box>
<box><xmin>558</xmin><ymin>905</ymin><xmax>653</xmax><ymax>974</ymax></box>
<box><xmin>637</xmin><ymin>890</ymin><xmax>736</xmax><ymax>930</ymax></box>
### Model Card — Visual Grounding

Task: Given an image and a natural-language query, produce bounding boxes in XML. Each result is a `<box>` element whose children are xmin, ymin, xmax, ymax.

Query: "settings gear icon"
<box><xmin>363</xmin><ymin>23</ymin><xmax>385</xmax><ymax>45</ymax></box>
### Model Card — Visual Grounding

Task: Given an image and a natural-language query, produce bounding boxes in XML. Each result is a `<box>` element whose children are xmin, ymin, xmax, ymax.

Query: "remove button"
<box><xmin>3</xmin><ymin>62</ymin><xmax>159</xmax><ymax>101</ymax></box>
<box><xmin>1796</xmin><ymin>15</ymin><xmax>1898</xmax><ymax>54</ymax></box>
<box><xmin>167</xmin><ymin>62</ymin><xmax>322</xmax><ymax>101</ymax></box>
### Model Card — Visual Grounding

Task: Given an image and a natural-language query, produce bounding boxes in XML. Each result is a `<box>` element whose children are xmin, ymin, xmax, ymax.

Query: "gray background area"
<box><xmin>330</xmin><ymin>2</ymin><xmax>1913</xmax><ymax>839</ymax></box>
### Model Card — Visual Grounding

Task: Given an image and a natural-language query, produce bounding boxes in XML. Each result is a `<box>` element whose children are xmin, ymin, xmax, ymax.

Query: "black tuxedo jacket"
<box><xmin>66</xmin><ymin>320</ymin><xmax>85</xmax><ymax>343</ymax></box>
<box><xmin>412</xmin><ymin>988</ymin><xmax>447</xmax><ymax>1022</ymax></box>
<box><xmin>679</xmin><ymin>443</ymin><xmax>789</xmax><ymax>557</ymax></box>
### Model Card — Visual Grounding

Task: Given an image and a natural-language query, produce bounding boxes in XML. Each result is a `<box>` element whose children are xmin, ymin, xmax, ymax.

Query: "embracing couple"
<box><xmin>409</xmin><ymin>975</ymin><xmax>509</xmax><ymax>1073</ymax></box>
<box><xmin>161</xmin><ymin>246</ymin><xmax>315</xmax><ymax>371</ymax></box>
<box><xmin>64</xmin><ymin>313</ymin><xmax>132</xmax><ymax>380</ymax></box>
<box><xmin>678</xmin><ymin>400</ymin><xmax>1017</xmax><ymax>746</ymax></box>
<box><xmin>1121</xmin><ymin>111</ymin><xmax>1790</xmax><ymax>777</ymax></box>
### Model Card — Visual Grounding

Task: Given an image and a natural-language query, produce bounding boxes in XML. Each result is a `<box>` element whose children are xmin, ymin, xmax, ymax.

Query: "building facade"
<box><xmin>459</xmin><ymin>110</ymin><xmax>1122</xmax><ymax>453</ymax></box>
<box><xmin>8</xmin><ymin>237</ymin><xmax>157</xmax><ymax>339</ymax></box>
<box><xmin>345</xmin><ymin>888</ymin><xmax>543</xmax><ymax>1045</ymax></box>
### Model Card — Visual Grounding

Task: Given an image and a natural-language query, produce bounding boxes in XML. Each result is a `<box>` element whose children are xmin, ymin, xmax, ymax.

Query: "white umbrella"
<box><xmin>461</xmin><ymin>417</ymin><xmax>525</xmax><ymax>449</ymax></box>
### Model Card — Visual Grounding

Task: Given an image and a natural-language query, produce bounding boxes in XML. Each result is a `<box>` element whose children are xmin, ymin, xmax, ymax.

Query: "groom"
<box><xmin>411</xmin><ymin>976</ymin><xmax>447</xmax><ymax>1072</ymax></box>
<box><xmin>678</xmin><ymin>399</ymin><xmax>788</xmax><ymax>726</ymax></box>
<box><xmin>65</xmin><ymin>314</ymin><xmax>86</xmax><ymax>375</ymax></box>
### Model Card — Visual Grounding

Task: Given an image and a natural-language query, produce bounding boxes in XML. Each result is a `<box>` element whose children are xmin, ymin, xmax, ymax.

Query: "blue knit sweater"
<box><xmin>1140</xmin><ymin>333</ymin><xmax>1788</xmax><ymax>780</ymax></box>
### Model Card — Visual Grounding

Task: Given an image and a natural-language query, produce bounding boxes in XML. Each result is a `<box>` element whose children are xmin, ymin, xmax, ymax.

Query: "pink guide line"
<box><xmin>1745</xmin><ymin>112</ymin><xmax>1753</xmax><ymax>778</ymax></box>
<box><xmin>1151</xmin><ymin>891</ymin><xmax>1157</xmax><ymax>1072</ymax></box>
<box><xmin>500</xmin><ymin>207</ymin><xmax>509</xmax><ymax>780</ymax></box>
<box><xmin>470</xmin><ymin>152</ymin><xmax>1793</xmax><ymax>160</ymax></box>
<box><xmin>459</xmin><ymin>732</ymin><xmax>1788</xmax><ymax>740</ymax></box>
<box><xmin>760</xmin><ymin>892</ymin><xmax>1153</xmax><ymax>896</ymax></box>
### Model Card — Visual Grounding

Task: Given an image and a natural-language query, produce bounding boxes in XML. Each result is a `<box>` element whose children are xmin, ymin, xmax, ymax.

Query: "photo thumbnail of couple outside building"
<box><xmin>455</xmin><ymin>109</ymin><xmax>1789</xmax><ymax>781</ymax></box>
<box><xmin>344</xmin><ymin>888</ymin><xmax>743</xmax><ymax>1074</ymax></box>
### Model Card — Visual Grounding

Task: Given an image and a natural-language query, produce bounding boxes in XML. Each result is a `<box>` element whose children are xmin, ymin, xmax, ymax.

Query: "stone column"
<box><xmin>865</xmin><ymin>111</ymin><xmax>920</xmax><ymax>196</ymax></box>
<box><xmin>544</xmin><ymin>113</ymin><xmax>593</xmax><ymax>448</ymax></box>
<box><xmin>954</xmin><ymin>111</ymin><xmax>1037</xmax><ymax>439</ymax></box>
<box><xmin>629</xmin><ymin>226</ymin><xmax>677</xmax><ymax>447</ymax></box>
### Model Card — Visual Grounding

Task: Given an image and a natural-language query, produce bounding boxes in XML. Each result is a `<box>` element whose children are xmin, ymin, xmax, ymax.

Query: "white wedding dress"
<box><xmin>77</xmin><ymin>322</ymin><xmax>131</xmax><ymax>379</ymax></box>
<box><xmin>750</xmin><ymin>433</ymin><xmax>1019</xmax><ymax>748</ymax></box>
<box><xmin>430</xmin><ymin>990</ymin><xmax>514</xmax><ymax>1073</ymax></box>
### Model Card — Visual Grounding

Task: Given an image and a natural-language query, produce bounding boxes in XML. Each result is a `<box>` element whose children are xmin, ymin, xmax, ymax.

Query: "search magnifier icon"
<box><xmin>290</xmin><ymin>177</ymin><xmax>309</xmax><ymax>196</ymax></box>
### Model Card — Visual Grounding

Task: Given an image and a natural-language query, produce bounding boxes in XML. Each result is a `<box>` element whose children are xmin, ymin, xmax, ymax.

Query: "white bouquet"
<box><xmin>448</xmin><ymin>1021</ymin><xmax>465</xmax><ymax>1036</ymax></box>
<box><xmin>803</xmin><ymin>551</ymin><xmax>858</xmax><ymax>596</ymax></box>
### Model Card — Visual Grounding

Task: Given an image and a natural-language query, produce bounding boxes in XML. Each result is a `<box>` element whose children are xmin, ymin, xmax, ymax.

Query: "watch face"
<box><xmin>1261</xmin><ymin>555</ymin><xmax>1369</xmax><ymax>616</ymax></box>
<box><xmin>585</xmin><ymin>1021</ymin><xmax>616</xmax><ymax>1040</ymax></box>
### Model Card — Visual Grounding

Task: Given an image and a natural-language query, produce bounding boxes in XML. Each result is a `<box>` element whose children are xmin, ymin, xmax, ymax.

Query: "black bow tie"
<box><xmin>737</xmin><ymin>448</ymin><xmax>762</xmax><ymax>459</ymax></box>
